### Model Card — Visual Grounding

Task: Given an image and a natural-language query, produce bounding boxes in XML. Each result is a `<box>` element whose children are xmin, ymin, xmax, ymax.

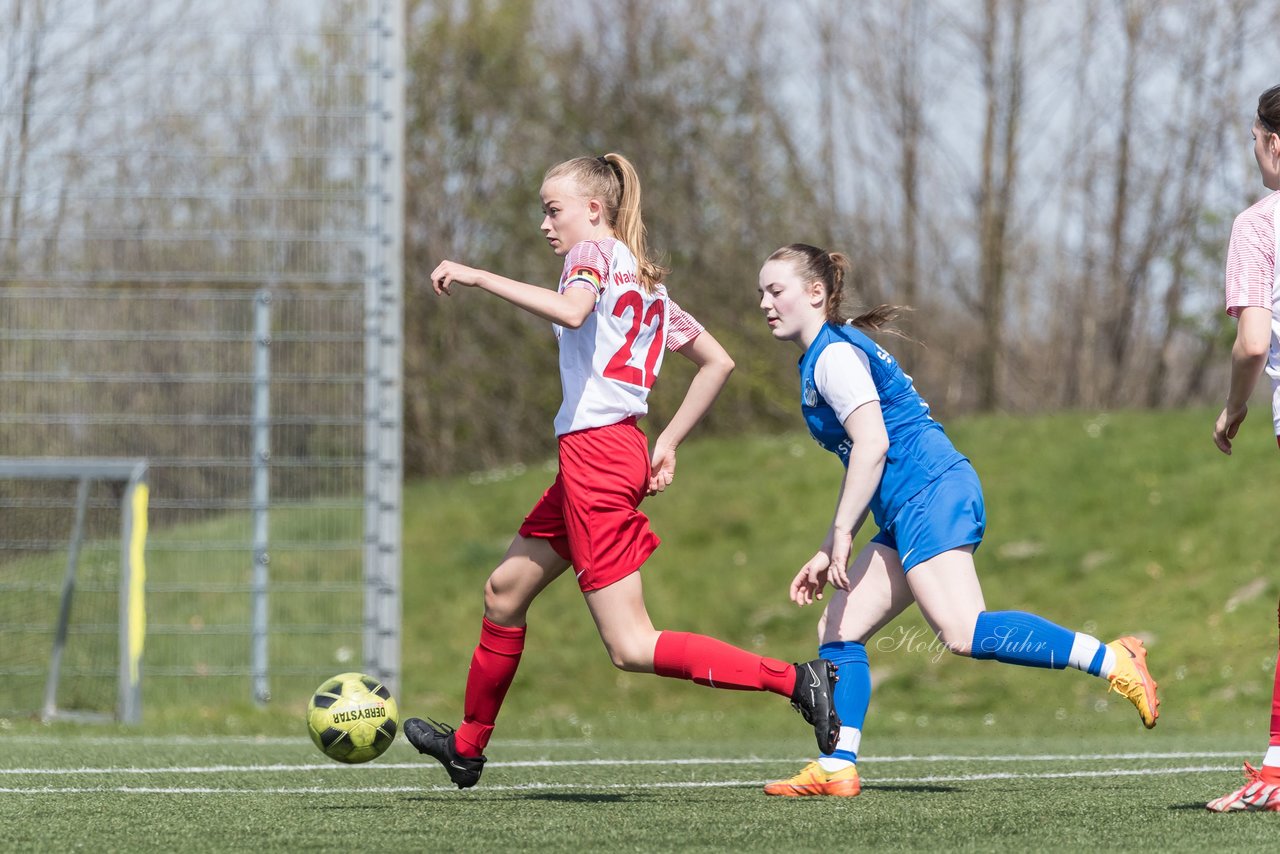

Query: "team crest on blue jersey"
<box><xmin>803</xmin><ymin>380</ymin><xmax>819</xmax><ymax>407</ymax></box>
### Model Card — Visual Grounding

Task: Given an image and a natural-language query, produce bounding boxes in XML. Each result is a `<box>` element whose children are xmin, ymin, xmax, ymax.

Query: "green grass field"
<box><xmin>0</xmin><ymin>733</ymin><xmax>1274</xmax><ymax>852</ymax></box>
<box><xmin>4</xmin><ymin>406</ymin><xmax>1280</xmax><ymax>850</ymax></box>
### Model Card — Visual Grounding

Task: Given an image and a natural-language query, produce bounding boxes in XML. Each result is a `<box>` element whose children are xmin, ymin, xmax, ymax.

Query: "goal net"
<box><xmin>0</xmin><ymin>459</ymin><xmax>148</xmax><ymax>723</ymax></box>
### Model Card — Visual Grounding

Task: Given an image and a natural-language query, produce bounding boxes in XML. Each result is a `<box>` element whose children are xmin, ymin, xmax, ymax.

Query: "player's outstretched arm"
<box><xmin>430</xmin><ymin>259</ymin><xmax>596</xmax><ymax>328</ymax></box>
<box><xmin>647</xmin><ymin>330</ymin><xmax>734</xmax><ymax>495</ymax></box>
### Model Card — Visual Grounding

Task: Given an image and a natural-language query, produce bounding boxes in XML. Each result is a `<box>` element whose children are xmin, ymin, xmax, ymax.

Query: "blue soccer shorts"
<box><xmin>871</xmin><ymin>460</ymin><xmax>986</xmax><ymax>572</ymax></box>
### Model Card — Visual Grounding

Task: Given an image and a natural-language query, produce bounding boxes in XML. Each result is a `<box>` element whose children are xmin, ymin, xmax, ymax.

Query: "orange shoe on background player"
<box><xmin>764</xmin><ymin>761</ymin><xmax>861</xmax><ymax>798</ymax></box>
<box><xmin>1104</xmin><ymin>636</ymin><xmax>1159</xmax><ymax>728</ymax></box>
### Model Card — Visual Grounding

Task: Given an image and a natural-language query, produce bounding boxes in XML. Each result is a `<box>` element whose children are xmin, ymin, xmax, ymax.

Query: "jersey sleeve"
<box><xmin>1224</xmin><ymin>205</ymin><xmax>1276</xmax><ymax>318</ymax></box>
<box><xmin>813</xmin><ymin>342</ymin><xmax>879</xmax><ymax>424</ymax></box>
<box><xmin>664</xmin><ymin>298</ymin><xmax>704</xmax><ymax>351</ymax></box>
<box><xmin>560</xmin><ymin>240</ymin><xmax>610</xmax><ymax>299</ymax></box>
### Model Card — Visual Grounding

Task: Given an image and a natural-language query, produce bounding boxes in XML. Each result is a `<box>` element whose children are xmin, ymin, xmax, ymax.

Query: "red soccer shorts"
<box><xmin>518</xmin><ymin>417</ymin><xmax>660</xmax><ymax>592</ymax></box>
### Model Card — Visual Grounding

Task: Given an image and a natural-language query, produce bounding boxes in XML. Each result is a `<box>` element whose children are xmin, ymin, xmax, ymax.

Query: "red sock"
<box><xmin>1271</xmin><ymin>599</ymin><xmax>1280</xmax><ymax>749</ymax></box>
<box><xmin>652</xmin><ymin>631</ymin><xmax>795</xmax><ymax>696</ymax></box>
<box><xmin>454</xmin><ymin>617</ymin><xmax>526</xmax><ymax>757</ymax></box>
<box><xmin>1264</xmin><ymin>599</ymin><xmax>1280</xmax><ymax>783</ymax></box>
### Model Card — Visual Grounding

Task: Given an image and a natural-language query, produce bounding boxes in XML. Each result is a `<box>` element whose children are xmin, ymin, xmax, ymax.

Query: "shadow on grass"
<box><xmin>865</xmin><ymin>784</ymin><xmax>960</xmax><ymax>794</ymax></box>
<box><xmin>404</xmin><ymin>793</ymin><xmax>646</xmax><ymax>804</ymax></box>
<box><xmin>523</xmin><ymin>793</ymin><xmax>638</xmax><ymax>803</ymax></box>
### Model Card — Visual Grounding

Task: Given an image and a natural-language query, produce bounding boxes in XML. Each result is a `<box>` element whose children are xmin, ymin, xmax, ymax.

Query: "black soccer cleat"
<box><xmin>790</xmin><ymin>658</ymin><xmax>840</xmax><ymax>755</ymax></box>
<box><xmin>404</xmin><ymin>717</ymin><xmax>486</xmax><ymax>789</ymax></box>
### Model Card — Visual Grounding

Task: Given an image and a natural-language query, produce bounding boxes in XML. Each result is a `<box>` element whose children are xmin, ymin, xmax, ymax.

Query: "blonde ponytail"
<box><xmin>602</xmin><ymin>153</ymin><xmax>668</xmax><ymax>291</ymax></box>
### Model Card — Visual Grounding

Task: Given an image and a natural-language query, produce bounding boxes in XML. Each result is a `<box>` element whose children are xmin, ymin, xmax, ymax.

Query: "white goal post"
<box><xmin>0</xmin><ymin>458</ymin><xmax>148</xmax><ymax>724</ymax></box>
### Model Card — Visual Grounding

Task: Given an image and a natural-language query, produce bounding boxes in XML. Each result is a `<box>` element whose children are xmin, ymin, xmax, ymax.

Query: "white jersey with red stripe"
<box><xmin>552</xmin><ymin>238</ymin><xmax>703</xmax><ymax>436</ymax></box>
<box><xmin>1223</xmin><ymin>190</ymin><xmax>1280</xmax><ymax>434</ymax></box>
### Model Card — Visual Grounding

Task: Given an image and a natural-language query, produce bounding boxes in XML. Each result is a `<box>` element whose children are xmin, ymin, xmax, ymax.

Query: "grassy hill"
<box><xmin>10</xmin><ymin>405</ymin><xmax>1279</xmax><ymax>755</ymax></box>
<box><xmin>397</xmin><ymin>406</ymin><xmax>1280</xmax><ymax>750</ymax></box>
<box><xmin>7</xmin><ymin>406</ymin><xmax>1277</xmax><ymax>851</ymax></box>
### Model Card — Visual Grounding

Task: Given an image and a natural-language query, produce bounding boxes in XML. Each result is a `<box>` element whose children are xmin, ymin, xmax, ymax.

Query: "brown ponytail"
<box><xmin>766</xmin><ymin>243</ymin><xmax>909</xmax><ymax>334</ymax></box>
<box><xmin>544</xmin><ymin>153</ymin><xmax>669</xmax><ymax>292</ymax></box>
<box><xmin>1259</xmin><ymin>85</ymin><xmax>1280</xmax><ymax>135</ymax></box>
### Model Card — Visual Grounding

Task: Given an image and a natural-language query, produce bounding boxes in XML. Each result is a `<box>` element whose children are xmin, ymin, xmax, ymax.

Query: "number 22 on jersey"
<box><xmin>603</xmin><ymin>290</ymin><xmax>665</xmax><ymax>389</ymax></box>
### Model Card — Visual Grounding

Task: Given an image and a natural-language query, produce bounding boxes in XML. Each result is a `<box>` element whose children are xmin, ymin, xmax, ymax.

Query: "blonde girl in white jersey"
<box><xmin>405</xmin><ymin>153</ymin><xmax>840</xmax><ymax>790</ymax></box>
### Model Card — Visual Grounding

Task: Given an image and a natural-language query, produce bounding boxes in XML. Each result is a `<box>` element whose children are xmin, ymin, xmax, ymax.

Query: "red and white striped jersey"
<box><xmin>552</xmin><ymin>238</ymin><xmax>703</xmax><ymax>436</ymax></box>
<box><xmin>1223</xmin><ymin>190</ymin><xmax>1280</xmax><ymax>434</ymax></box>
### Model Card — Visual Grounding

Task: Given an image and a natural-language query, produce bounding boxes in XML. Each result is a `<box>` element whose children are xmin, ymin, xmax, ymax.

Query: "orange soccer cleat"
<box><xmin>763</xmin><ymin>761</ymin><xmax>861</xmax><ymax>798</ymax></box>
<box><xmin>1105</xmin><ymin>636</ymin><xmax>1159</xmax><ymax>728</ymax></box>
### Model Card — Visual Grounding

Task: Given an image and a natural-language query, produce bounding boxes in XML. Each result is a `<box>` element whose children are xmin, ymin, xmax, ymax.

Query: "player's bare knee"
<box><xmin>482</xmin><ymin>576</ymin><xmax>523</xmax><ymax>625</ymax></box>
<box><xmin>481</xmin><ymin>576</ymin><xmax>502</xmax><ymax>612</ymax></box>
<box><xmin>601</xmin><ymin>633</ymin><xmax>657</xmax><ymax>672</ymax></box>
<box><xmin>605</xmin><ymin>645</ymin><xmax>648</xmax><ymax>672</ymax></box>
<box><xmin>613</xmin><ymin>654</ymin><xmax>647</xmax><ymax>672</ymax></box>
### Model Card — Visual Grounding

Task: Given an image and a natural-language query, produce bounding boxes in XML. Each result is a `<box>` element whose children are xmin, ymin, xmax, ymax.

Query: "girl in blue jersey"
<box><xmin>757</xmin><ymin>243</ymin><xmax>1160</xmax><ymax>798</ymax></box>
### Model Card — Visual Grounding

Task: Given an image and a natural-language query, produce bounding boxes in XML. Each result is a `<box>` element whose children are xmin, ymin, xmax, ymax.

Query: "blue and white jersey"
<box><xmin>799</xmin><ymin>323</ymin><xmax>967</xmax><ymax>529</ymax></box>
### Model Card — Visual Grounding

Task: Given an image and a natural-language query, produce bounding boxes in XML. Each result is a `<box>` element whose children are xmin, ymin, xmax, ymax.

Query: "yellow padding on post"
<box><xmin>128</xmin><ymin>483</ymin><xmax>149</xmax><ymax>686</ymax></box>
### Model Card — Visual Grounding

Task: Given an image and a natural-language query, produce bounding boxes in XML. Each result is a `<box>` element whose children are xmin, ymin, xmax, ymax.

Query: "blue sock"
<box><xmin>819</xmin><ymin>641</ymin><xmax>869</xmax><ymax>762</ymax></box>
<box><xmin>970</xmin><ymin>610</ymin><xmax>1074</xmax><ymax>670</ymax></box>
<box><xmin>1087</xmin><ymin>645</ymin><xmax>1108</xmax><ymax>676</ymax></box>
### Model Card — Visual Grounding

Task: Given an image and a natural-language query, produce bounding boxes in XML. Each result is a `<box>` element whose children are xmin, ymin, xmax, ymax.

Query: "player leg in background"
<box><xmin>582</xmin><ymin>571</ymin><xmax>840</xmax><ymax>754</ymax></box>
<box><xmin>908</xmin><ymin>546</ymin><xmax>1160</xmax><ymax>728</ymax></box>
<box><xmin>1206</xmin><ymin>595</ymin><xmax>1280</xmax><ymax>812</ymax></box>
<box><xmin>404</xmin><ymin>535</ymin><xmax>570</xmax><ymax>788</ymax></box>
<box><xmin>765</xmin><ymin>542</ymin><xmax>914</xmax><ymax>797</ymax></box>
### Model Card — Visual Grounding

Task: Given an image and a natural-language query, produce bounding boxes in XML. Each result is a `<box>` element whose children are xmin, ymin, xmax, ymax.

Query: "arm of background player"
<box><xmin>647</xmin><ymin>329</ymin><xmax>735</xmax><ymax>495</ymax></box>
<box><xmin>825</xmin><ymin>402</ymin><xmax>888</xmax><ymax>587</ymax></box>
<box><xmin>789</xmin><ymin>402</ymin><xmax>886</xmax><ymax>604</ymax></box>
<box><xmin>1214</xmin><ymin>305</ymin><xmax>1271</xmax><ymax>454</ymax></box>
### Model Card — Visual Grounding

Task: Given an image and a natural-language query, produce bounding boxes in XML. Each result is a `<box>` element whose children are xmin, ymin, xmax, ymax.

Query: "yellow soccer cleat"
<box><xmin>763</xmin><ymin>761</ymin><xmax>861</xmax><ymax>797</ymax></box>
<box><xmin>1105</xmin><ymin>636</ymin><xmax>1159</xmax><ymax>728</ymax></box>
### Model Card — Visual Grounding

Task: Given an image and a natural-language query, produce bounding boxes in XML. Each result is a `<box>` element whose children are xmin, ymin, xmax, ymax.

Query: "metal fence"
<box><xmin>0</xmin><ymin>0</ymin><xmax>403</xmax><ymax>717</ymax></box>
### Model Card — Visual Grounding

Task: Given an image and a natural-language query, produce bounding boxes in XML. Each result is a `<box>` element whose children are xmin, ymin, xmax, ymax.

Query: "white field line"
<box><xmin>0</xmin><ymin>735</ymin><xmax>593</xmax><ymax>748</ymax></box>
<box><xmin>0</xmin><ymin>765</ymin><xmax>1243</xmax><ymax>795</ymax></box>
<box><xmin>0</xmin><ymin>750</ymin><xmax>1251</xmax><ymax>777</ymax></box>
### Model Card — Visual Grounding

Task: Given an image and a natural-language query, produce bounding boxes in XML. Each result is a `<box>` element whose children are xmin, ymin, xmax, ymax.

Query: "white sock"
<box><xmin>1066</xmin><ymin>633</ymin><xmax>1115</xmax><ymax>677</ymax></box>
<box><xmin>1263</xmin><ymin>745</ymin><xmax>1280</xmax><ymax>770</ymax></box>
<box><xmin>817</xmin><ymin>726</ymin><xmax>861</xmax><ymax>773</ymax></box>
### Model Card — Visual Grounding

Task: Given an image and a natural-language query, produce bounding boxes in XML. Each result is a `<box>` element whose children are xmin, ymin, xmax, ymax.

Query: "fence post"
<box><xmin>252</xmin><ymin>290</ymin><xmax>272</xmax><ymax>704</ymax></box>
<box><xmin>363</xmin><ymin>0</ymin><xmax>404</xmax><ymax>695</ymax></box>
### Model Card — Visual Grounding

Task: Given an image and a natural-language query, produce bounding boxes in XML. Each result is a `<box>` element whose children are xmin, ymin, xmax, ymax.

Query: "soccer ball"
<box><xmin>306</xmin><ymin>672</ymin><xmax>399</xmax><ymax>764</ymax></box>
